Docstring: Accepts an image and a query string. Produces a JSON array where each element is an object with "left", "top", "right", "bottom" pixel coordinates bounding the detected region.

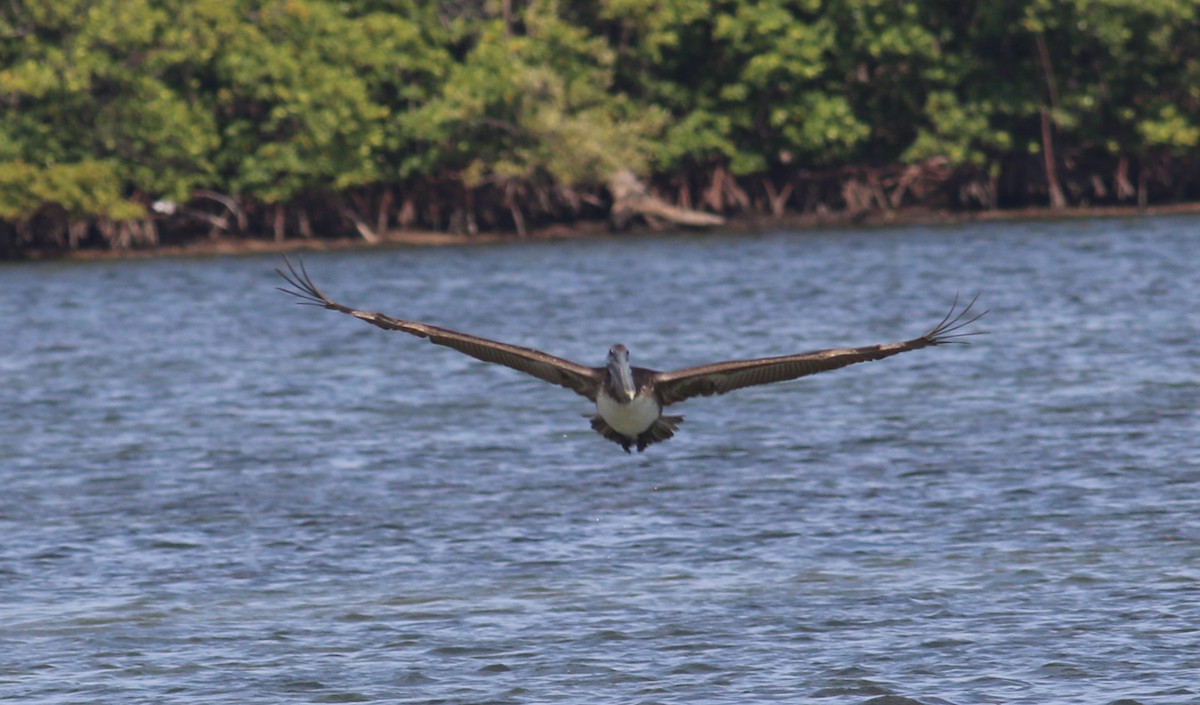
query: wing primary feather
[{"left": 650, "top": 294, "right": 987, "bottom": 406}]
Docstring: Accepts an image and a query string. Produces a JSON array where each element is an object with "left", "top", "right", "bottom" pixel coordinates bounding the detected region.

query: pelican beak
[{"left": 607, "top": 345, "right": 637, "bottom": 402}]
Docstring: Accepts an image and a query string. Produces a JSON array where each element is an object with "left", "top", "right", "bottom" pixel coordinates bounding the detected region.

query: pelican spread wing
[
  {"left": 276, "top": 256, "right": 604, "bottom": 400},
  {"left": 651, "top": 295, "right": 985, "bottom": 406}
]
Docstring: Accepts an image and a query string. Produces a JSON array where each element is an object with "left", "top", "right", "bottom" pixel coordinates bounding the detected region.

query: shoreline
[{"left": 15, "top": 201, "right": 1200, "bottom": 262}]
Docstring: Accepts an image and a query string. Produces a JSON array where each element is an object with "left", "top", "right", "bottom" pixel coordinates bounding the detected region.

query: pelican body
[
  {"left": 277, "top": 257, "right": 985, "bottom": 453},
  {"left": 592, "top": 344, "right": 683, "bottom": 452}
]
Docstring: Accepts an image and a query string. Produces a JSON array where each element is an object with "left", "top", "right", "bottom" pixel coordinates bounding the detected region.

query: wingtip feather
[
  {"left": 925, "top": 292, "right": 989, "bottom": 345},
  {"left": 275, "top": 254, "right": 334, "bottom": 308}
]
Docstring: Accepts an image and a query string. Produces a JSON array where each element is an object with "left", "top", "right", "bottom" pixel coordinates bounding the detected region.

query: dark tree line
[{"left": 2, "top": 0, "right": 1198, "bottom": 255}]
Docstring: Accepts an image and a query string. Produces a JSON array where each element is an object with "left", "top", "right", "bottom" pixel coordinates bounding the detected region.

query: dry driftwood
[{"left": 608, "top": 169, "right": 725, "bottom": 230}]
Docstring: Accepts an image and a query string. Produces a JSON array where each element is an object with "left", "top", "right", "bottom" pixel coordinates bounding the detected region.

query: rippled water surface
[{"left": 3, "top": 216, "right": 1199, "bottom": 704}]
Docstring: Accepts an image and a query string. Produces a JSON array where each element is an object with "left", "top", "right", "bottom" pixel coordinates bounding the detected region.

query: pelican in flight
[{"left": 277, "top": 257, "right": 985, "bottom": 452}]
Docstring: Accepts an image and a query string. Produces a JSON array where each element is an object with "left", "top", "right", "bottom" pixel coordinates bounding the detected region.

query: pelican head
[{"left": 606, "top": 344, "right": 637, "bottom": 403}]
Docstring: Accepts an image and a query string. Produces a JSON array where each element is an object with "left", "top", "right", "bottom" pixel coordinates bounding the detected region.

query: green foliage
[
  {"left": 1138, "top": 104, "right": 1200, "bottom": 150},
  {"left": 903, "top": 92, "right": 1011, "bottom": 167},
  {"left": 597, "top": 0, "right": 869, "bottom": 173},
  {"left": 1010, "top": 0, "right": 1200, "bottom": 158},
  {"left": 2, "top": 0, "right": 1199, "bottom": 247},
  {"left": 212, "top": 0, "right": 395, "bottom": 201},
  {"left": 400, "top": 2, "right": 665, "bottom": 187},
  {"left": 0, "top": 0, "right": 221, "bottom": 204},
  {"left": 0, "top": 161, "right": 143, "bottom": 221}
]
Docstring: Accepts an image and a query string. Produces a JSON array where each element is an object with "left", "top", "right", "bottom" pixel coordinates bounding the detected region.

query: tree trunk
[
  {"left": 397, "top": 195, "right": 417, "bottom": 228},
  {"left": 298, "top": 207, "right": 313, "bottom": 239},
  {"left": 1115, "top": 156, "right": 1135, "bottom": 201},
  {"left": 504, "top": 181, "right": 527, "bottom": 238},
  {"left": 1034, "top": 32, "right": 1067, "bottom": 210},
  {"left": 1039, "top": 108, "right": 1067, "bottom": 209},
  {"left": 763, "top": 178, "right": 793, "bottom": 218},
  {"left": 376, "top": 187, "right": 393, "bottom": 235},
  {"left": 340, "top": 205, "right": 380, "bottom": 243}
]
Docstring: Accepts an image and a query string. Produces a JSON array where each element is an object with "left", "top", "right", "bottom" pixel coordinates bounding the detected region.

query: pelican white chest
[{"left": 595, "top": 391, "right": 661, "bottom": 436}]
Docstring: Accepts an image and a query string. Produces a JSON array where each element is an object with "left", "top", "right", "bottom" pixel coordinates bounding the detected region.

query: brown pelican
[{"left": 277, "top": 257, "right": 985, "bottom": 453}]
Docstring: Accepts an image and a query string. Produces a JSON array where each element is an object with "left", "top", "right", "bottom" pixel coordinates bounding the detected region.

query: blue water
[{"left": 2, "top": 215, "right": 1198, "bottom": 704}]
